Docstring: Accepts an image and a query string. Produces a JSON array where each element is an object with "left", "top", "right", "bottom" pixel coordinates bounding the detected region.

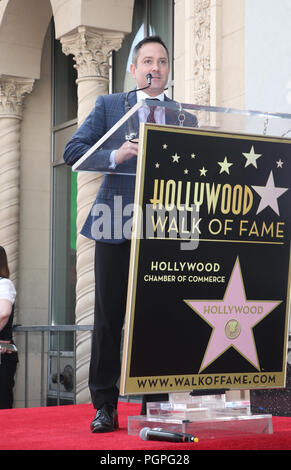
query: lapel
[
  {"left": 164, "top": 96, "right": 198, "bottom": 128},
  {"left": 127, "top": 91, "right": 140, "bottom": 136},
  {"left": 164, "top": 96, "right": 180, "bottom": 126},
  {"left": 124, "top": 92, "right": 189, "bottom": 132}
]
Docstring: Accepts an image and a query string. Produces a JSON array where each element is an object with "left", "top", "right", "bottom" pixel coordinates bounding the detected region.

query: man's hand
[{"left": 115, "top": 140, "right": 139, "bottom": 165}]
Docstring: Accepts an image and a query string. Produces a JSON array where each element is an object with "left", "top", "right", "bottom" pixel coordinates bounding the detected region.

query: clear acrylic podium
[
  {"left": 128, "top": 393, "right": 273, "bottom": 440},
  {"left": 72, "top": 99, "right": 291, "bottom": 439},
  {"left": 72, "top": 99, "right": 291, "bottom": 175}
]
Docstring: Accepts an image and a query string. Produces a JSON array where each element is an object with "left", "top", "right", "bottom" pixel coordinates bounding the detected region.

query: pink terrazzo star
[{"left": 184, "top": 258, "right": 281, "bottom": 372}]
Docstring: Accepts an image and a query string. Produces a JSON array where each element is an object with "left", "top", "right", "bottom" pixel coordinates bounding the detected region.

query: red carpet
[{"left": 0, "top": 402, "right": 290, "bottom": 451}]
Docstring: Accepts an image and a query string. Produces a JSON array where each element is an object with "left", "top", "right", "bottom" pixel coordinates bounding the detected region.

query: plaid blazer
[{"left": 64, "top": 92, "right": 197, "bottom": 243}]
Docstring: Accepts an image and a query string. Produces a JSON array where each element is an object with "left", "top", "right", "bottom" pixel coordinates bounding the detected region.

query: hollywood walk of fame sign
[{"left": 120, "top": 123, "right": 291, "bottom": 395}]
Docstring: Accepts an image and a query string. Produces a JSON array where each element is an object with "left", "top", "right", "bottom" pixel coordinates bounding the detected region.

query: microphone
[
  {"left": 139, "top": 427, "right": 198, "bottom": 443},
  {"left": 146, "top": 73, "right": 152, "bottom": 85},
  {"left": 125, "top": 73, "right": 152, "bottom": 114},
  {"left": 124, "top": 74, "right": 152, "bottom": 140}
]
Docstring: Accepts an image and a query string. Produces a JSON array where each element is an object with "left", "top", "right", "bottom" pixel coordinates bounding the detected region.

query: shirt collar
[{"left": 136, "top": 90, "right": 165, "bottom": 102}]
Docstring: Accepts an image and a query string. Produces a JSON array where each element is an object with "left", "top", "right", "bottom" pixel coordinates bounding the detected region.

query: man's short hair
[{"left": 132, "top": 36, "right": 169, "bottom": 66}]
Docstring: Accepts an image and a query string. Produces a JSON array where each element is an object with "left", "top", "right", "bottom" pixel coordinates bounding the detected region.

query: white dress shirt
[
  {"left": 109, "top": 91, "right": 165, "bottom": 168},
  {"left": 136, "top": 90, "right": 165, "bottom": 124}
]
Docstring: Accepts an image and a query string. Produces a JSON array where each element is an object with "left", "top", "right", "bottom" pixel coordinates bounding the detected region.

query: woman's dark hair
[
  {"left": 132, "top": 35, "right": 169, "bottom": 66},
  {"left": 0, "top": 246, "right": 10, "bottom": 278}
]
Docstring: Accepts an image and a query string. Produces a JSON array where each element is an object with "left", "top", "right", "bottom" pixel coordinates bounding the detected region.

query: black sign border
[{"left": 120, "top": 123, "right": 291, "bottom": 395}]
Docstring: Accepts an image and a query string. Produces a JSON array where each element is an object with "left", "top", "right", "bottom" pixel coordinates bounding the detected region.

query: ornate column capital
[
  {"left": 0, "top": 75, "right": 35, "bottom": 118},
  {"left": 60, "top": 26, "right": 124, "bottom": 81}
]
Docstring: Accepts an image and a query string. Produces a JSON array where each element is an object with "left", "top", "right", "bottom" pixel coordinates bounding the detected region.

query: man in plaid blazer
[{"left": 64, "top": 35, "right": 197, "bottom": 433}]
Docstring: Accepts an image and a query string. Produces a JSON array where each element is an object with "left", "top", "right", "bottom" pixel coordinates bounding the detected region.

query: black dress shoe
[{"left": 90, "top": 404, "right": 119, "bottom": 433}]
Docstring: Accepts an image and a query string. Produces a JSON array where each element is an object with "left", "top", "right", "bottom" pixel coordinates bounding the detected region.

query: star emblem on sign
[
  {"left": 218, "top": 156, "right": 233, "bottom": 174},
  {"left": 252, "top": 170, "right": 289, "bottom": 215},
  {"left": 242, "top": 145, "right": 262, "bottom": 168},
  {"left": 184, "top": 258, "right": 281, "bottom": 372},
  {"left": 199, "top": 167, "right": 207, "bottom": 176},
  {"left": 171, "top": 153, "right": 180, "bottom": 163}
]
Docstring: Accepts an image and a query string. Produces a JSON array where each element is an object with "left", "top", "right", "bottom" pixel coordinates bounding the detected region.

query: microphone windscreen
[{"left": 139, "top": 427, "right": 151, "bottom": 440}]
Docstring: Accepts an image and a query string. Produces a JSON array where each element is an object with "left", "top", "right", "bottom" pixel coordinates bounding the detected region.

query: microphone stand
[{"left": 125, "top": 73, "right": 152, "bottom": 141}]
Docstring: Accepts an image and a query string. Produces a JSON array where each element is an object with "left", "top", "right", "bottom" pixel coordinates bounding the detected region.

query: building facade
[{"left": 0, "top": 0, "right": 290, "bottom": 407}]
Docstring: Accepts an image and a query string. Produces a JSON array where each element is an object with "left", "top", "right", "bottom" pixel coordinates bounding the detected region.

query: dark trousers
[
  {"left": 0, "top": 358, "right": 17, "bottom": 409},
  {"left": 89, "top": 241, "right": 130, "bottom": 409},
  {"left": 89, "top": 240, "right": 168, "bottom": 410}
]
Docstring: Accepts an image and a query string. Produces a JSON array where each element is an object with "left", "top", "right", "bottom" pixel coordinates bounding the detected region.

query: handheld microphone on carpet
[
  {"left": 139, "top": 427, "right": 198, "bottom": 443},
  {"left": 125, "top": 73, "right": 152, "bottom": 141}
]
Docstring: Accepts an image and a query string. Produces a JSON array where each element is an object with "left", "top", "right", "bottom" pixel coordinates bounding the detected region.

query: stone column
[
  {"left": 0, "top": 76, "right": 34, "bottom": 297},
  {"left": 174, "top": 0, "right": 221, "bottom": 123},
  {"left": 61, "top": 27, "right": 123, "bottom": 404}
]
